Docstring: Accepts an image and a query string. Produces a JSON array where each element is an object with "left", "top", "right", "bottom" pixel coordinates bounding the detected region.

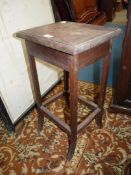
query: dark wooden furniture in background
[
  {"left": 16, "top": 22, "right": 120, "bottom": 160},
  {"left": 98, "top": 0, "right": 116, "bottom": 21},
  {"left": 110, "top": 1, "right": 131, "bottom": 115},
  {"left": 51, "top": 0, "right": 106, "bottom": 25}
]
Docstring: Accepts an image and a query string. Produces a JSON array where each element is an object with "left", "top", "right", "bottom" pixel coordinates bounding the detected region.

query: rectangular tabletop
[{"left": 16, "top": 22, "right": 121, "bottom": 55}]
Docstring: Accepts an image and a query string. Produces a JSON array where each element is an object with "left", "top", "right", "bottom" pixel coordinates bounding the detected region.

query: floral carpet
[{"left": 0, "top": 81, "right": 130, "bottom": 175}]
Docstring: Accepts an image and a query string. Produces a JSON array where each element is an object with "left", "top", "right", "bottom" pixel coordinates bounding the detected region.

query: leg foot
[
  {"left": 95, "top": 113, "right": 103, "bottom": 128},
  {"left": 37, "top": 109, "right": 44, "bottom": 133},
  {"left": 67, "top": 66, "right": 78, "bottom": 160},
  {"left": 67, "top": 137, "right": 77, "bottom": 160}
]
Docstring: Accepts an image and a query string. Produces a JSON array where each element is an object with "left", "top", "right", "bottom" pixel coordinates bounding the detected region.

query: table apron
[
  {"left": 25, "top": 41, "right": 111, "bottom": 72},
  {"left": 26, "top": 41, "right": 74, "bottom": 71},
  {"left": 78, "top": 41, "right": 111, "bottom": 69}
]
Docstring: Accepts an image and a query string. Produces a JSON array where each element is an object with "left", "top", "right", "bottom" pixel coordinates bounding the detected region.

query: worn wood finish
[
  {"left": 64, "top": 71, "right": 70, "bottom": 106},
  {"left": 67, "top": 57, "right": 78, "bottom": 160},
  {"left": 26, "top": 41, "right": 72, "bottom": 71},
  {"left": 17, "top": 22, "right": 120, "bottom": 160},
  {"left": 16, "top": 22, "right": 120, "bottom": 55},
  {"left": 64, "top": 71, "right": 69, "bottom": 93},
  {"left": 78, "top": 41, "right": 110, "bottom": 69},
  {"left": 96, "top": 51, "right": 111, "bottom": 127},
  {"left": 77, "top": 108, "right": 101, "bottom": 133},
  {"left": 25, "top": 44, "right": 44, "bottom": 132},
  {"left": 40, "top": 105, "right": 71, "bottom": 135},
  {"left": 43, "top": 92, "right": 63, "bottom": 106},
  {"left": 78, "top": 96, "right": 98, "bottom": 110}
]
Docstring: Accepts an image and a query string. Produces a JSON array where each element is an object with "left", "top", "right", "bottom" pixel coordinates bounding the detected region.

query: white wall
[{"left": 0, "top": 0, "right": 61, "bottom": 123}]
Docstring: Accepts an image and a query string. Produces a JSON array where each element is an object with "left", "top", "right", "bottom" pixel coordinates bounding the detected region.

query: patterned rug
[{"left": 0, "top": 81, "right": 130, "bottom": 175}]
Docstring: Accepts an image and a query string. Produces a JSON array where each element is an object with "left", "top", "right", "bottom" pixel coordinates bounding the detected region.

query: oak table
[{"left": 16, "top": 22, "right": 120, "bottom": 160}]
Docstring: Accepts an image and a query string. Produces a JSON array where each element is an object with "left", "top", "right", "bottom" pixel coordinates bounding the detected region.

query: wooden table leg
[
  {"left": 27, "top": 54, "right": 44, "bottom": 132},
  {"left": 64, "top": 70, "right": 69, "bottom": 93},
  {"left": 64, "top": 70, "right": 69, "bottom": 103},
  {"left": 96, "top": 52, "right": 111, "bottom": 128},
  {"left": 67, "top": 68, "right": 78, "bottom": 160},
  {"left": 64, "top": 70, "right": 70, "bottom": 123}
]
